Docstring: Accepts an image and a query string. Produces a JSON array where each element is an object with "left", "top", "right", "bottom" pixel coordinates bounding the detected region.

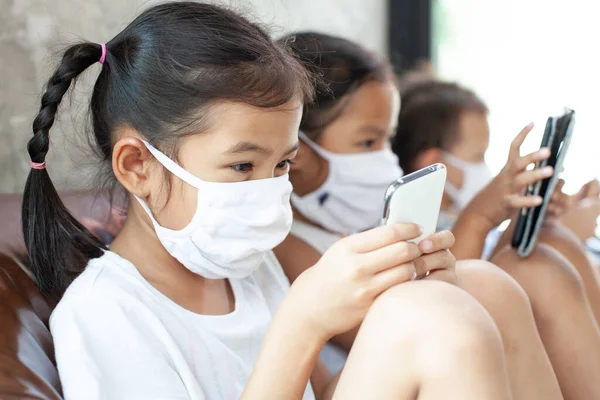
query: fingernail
[
  {"left": 543, "top": 166, "right": 554, "bottom": 175},
  {"left": 534, "top": 196, "right": 543, "bottom": 204},
  {"left": 421, "top": 240, "right": 432, "bottom": 251},
  {"left": 540, "top": 147, "right": 550, "bottom": 156},
  {"left": 527, "top": 122, "right": 534, "bottom": 128},
  {"left": 416, "top": 225, "right": 424, "bottom": 234}
]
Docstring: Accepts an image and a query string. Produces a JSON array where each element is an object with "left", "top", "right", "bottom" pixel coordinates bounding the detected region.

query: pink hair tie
[
  {"left": 99, "top": 43, "right": 107, "bottom": 64},
  {"left": 30, "top": 160, "right": 46, "bottom": 170}
]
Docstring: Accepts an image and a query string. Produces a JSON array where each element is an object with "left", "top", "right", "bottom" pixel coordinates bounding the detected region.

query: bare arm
[
  {"left": 247, "top": 225, "right": 456, "bottom": 399},
  {"left": 274, "top": 236, "right": 360, "bottom": 352},
  {"left": 242, "top": 298, "right": 327, "bottom": 399},
  {"left": 451, "top": 123, "right": 554, "bottom": 260},
  {"left": 492, "top": 215, "right": 517, "bottom": 257},
  {"left": 449, "top": 206, "right": 495, "bottom": 260},
  {"left": 274, "top": 232, "right": 457, "bottom": 350},
  {"left": 243, "top": 237, "right": 341, "bottom": 399}
]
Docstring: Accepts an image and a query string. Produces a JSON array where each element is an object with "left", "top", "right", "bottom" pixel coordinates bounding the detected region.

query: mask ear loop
[
  {"left": 440, "top": 152, "right": 464, "bottom": 205},
  {"left": 443, "top": 180, "right": 462, "bottom": 202},
  {"left": 298, "top": 131, "right": 333, "bottom": 159},
  {"left": 134, "top": 141, "right": 204, "bottom": 229},
  {"left": 442, "top": 151, "right": 470, "bottom": 169},
  {"left": 140, "top": 140, "right": 202, "bottom": 189},
  {"left": 133, "top": 195, "right": 164, "bottom": 229}
]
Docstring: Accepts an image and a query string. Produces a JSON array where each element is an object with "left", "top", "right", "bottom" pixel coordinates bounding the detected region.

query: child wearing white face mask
[
  {"left": 291, "top": 131, "right": 403, "bottom": 235},
  {"left": 442, "top": 152, "right": 493, "bottom": 214},
  {"left": 393, "top": 78, "right": 600, "bottom": 399},
  {"left": 276, "top": 32, "right": 567, "bottom": 399},
  {"left": 20, "top": 4, "right": 522, "bottom": 400}
]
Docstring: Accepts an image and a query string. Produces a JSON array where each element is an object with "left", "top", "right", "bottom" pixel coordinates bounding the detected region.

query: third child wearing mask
[
  {"left": 393, "top": 79, "right": 600, "bottom": 399},
  {"left": 277, "top": 32, "right": 563, "bottom": 399}
]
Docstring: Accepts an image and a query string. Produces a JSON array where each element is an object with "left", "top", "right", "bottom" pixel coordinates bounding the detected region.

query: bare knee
[
  {"left": 539, "top": 220, "right": 584, "bottom": 250},
  {"left": 492, "top": 244, "right": 587, "bottom": 323},
  {"left": 360, "top": 281, "right": 505, "bottom": 373},
  {"left": 493, "top": 244, "right": 584, "bottom": 294},
  {"left": 539, "top": 221, "right": 591, "bottom": 262},
  {"left": 456, "top": 259, "right": 533, "bottom": 320}
]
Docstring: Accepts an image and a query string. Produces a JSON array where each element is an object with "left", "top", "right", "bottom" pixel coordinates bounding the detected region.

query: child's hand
[
  {"left": 574, "top": 179, "right": 600, "bottom": 203},
  {"left": 287, "top": 223, "right": 425, "bottom": 341},
  {"left": 418, "top": 230, "right": 457, "bottom": 285},
  {"left": 559, "top": 179, "right": 600, "bottom": 241},
  {"left": 465, "top": 123, "right": 553, "bottom": 228},
  {"left": 547, "top": 180, "right": 571, "bottom": 219}
]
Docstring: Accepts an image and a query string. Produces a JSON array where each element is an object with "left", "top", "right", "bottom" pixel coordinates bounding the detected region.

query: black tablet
[{"left": 511, "top": 108, "right": 575, "bottom": 257}]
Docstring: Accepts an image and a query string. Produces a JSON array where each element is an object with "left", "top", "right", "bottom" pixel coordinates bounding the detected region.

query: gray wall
[{"left": 0, "top": 0, "right": 388, "bottom": 193}]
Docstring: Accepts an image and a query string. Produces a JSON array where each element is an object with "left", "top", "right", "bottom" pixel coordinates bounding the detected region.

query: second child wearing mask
[
  {"left": 393, "top": 79, "right": 600, "bottom": 399},
  {"left": 21, "top": 3, "right": 518, "bottom": 399},
  {"left": 277, "top": 32, "right": 562, "bottom": 399}
]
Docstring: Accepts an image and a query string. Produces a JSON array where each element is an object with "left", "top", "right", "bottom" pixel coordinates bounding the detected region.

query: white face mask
[
  {"left": 443, "top": 152, "right": 492, "bottom": 212},
  {"left": 291, "top": 131, "right": 403, "bottom": 235},
  {"left": 135, "top": 140, "right": 293, "bottom": 279}
]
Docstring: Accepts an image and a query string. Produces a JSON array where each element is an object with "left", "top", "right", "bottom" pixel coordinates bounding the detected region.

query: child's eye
[
  {"left": 358, "top": 139, "right": 376, "bottom": 148},
  {"left": 276, "top": 159, "right": 295, "bottom": 170},
  {"left": 231, "top": 163, "right": 253, "bottom": 173}
]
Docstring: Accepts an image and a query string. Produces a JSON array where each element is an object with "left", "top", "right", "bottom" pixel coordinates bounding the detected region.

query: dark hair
[
  {"left": 392, "top": 79, "right": 488, "bottom": 173},
  {"left": 22, "top": 1, "right": 313, "bottom": 301},
  {"left": 281, "top": 32, "right": 393, "bottom": 140}
]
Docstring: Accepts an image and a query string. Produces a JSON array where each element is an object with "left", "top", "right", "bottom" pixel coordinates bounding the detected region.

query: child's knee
[
  {"left": 361, "top": 280, "right": 504, "bottom": 363},
  {"left": 456, "top": 259, "right": 532, "bottom": 318},
  {"left": 493, "top": 244, "right": 586, "bottom": 307}
]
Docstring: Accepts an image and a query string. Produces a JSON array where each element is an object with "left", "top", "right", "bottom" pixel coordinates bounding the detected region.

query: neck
[
  {"left": 110, "top": 208, "right": 192, "bottom": 283},
  {"left": 110, "top": 201, "right": 234, "bottom": 315}
]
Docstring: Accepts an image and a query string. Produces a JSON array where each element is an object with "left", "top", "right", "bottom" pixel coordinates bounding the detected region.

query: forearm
[
  {"left": 451, "top": 208, "right": 495, "bottom": 260},
  {"left": 492, "top": 215, "right": 517, "bottom": 258},
  {"left": 242, "top": 299, "right": 326, "bottom": 400}
]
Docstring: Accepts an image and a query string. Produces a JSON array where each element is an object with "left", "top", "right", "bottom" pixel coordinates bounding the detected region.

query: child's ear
[
  {"left": 414, "top": 148, "right": 443, "bottom": 171},
  {"left": 112, "top": 133, "right": 155, "bottom": 198}
]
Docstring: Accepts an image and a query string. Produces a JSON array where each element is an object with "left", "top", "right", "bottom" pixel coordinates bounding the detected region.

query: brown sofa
[{"left": 0, "top": 192, "right": 118, "bottom": 399}]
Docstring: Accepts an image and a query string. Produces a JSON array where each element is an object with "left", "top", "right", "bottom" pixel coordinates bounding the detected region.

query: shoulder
[
  {"left": 273, "top": 234, "right": 321, "bottom": 283},
  {"left": 51, "top": 251, "right": 156, "bottom": 334},
  {"left": 51, "top": 253, "right": 193, "bottom": 399}
]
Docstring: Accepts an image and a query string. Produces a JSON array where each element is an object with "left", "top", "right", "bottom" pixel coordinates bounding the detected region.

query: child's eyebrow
[
  {"left": 359, "top": 125, "right": 388, "bottom": 137},
  {"left": 282, "top": 142, "right": 299, "bottom": 156},
  {"left": 225, "top": 141, "right": 272, "bottom": 155},
  {"left": 225, "top": 141, "right": 299, "bottom": 157}
]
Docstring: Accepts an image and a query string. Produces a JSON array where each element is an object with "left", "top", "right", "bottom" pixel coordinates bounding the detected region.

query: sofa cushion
[{"left": 0, "top": 252, "right": 61, "bottom": 399}]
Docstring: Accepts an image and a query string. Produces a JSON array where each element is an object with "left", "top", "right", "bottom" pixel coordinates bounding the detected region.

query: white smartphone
[{"left": 380, "top": 164, "right": 447, "bottom": 244}]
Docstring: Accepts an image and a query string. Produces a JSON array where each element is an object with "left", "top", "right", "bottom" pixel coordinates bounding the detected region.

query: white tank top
[
  {"left": 51, "top": 250, "right": 315, "bottom": 400},
  {"left": 289, "top": 220, "right": 348, "bottom": 375}
]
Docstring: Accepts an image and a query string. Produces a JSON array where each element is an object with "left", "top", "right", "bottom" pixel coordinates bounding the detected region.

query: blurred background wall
[
  {"left": 432, "top": 0, "right": 600, "bottom": 193},
  {"left": 2, "top": 0, "right": 598, "bottom": 195},
  {"left": 0, "top": 0, "right": 388, "bottom": 193}
]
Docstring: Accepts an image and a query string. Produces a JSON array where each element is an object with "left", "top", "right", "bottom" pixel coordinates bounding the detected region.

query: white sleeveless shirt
[{"left": 51, "top": 250, "right": 315, "bottom": 400}]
